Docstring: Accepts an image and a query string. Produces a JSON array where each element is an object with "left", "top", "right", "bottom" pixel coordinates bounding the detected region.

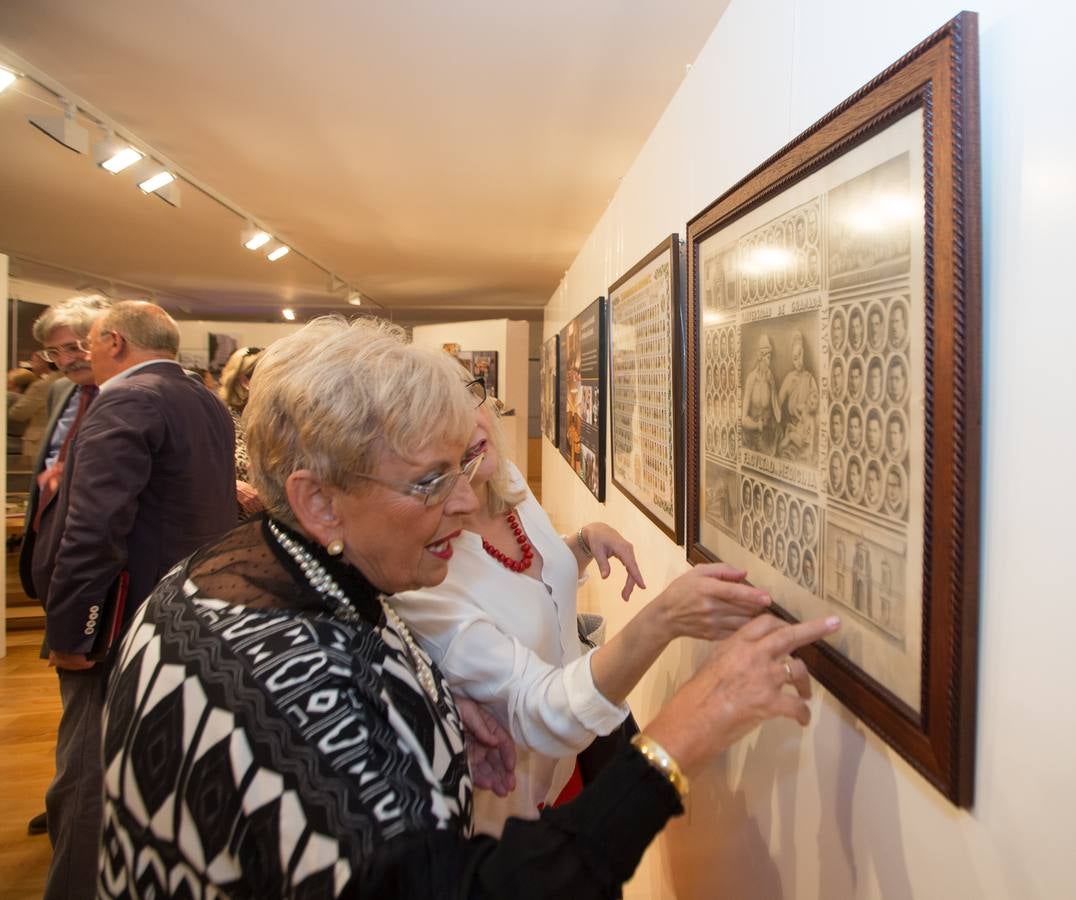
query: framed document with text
[
  {"left": 608, "top": 235, "right": 684, "bottom": 542},
  {"left": 686, "top": 13, "right": 981, "bottom": 805}
]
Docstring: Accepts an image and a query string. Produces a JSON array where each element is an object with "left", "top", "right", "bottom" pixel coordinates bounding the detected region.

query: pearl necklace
[
  {"left": 268, "top": 519, "right": 439, "bottom": 703},
  {"left": 377, "top": 598, "right": 440, "bottom": 703}
]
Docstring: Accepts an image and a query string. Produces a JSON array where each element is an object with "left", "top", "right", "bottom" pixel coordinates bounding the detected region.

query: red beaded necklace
[{"left": 482, "top": 509, "right": 534, "bottom": 573}]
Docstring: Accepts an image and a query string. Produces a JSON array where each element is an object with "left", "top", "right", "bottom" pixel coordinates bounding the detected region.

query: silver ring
[{"left": 783, "top": 659, "right": 794, "bottom": 683}]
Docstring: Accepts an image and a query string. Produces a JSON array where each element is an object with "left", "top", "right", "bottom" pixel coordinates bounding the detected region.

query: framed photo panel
[
  {"left": 540, "top": 334, "right": 559, "bottom": 447},
  {"left": 608, "top": 235, "right": 684, "bottom": 542},
  {"left": 453, "top": 350, "right": 499, "bottom": 398},
  {"left": 685, "top": 13, "right": 981, "bottom": 805},
  {"left": 558, "top": 297, "right": 607, "bottom": 501}
]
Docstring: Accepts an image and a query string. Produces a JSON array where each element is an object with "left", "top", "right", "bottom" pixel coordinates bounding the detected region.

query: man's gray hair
[
  {"left": 99, "top": 301, "right": 180, "bottom": 356},
  {"left": 32, "top": 294, "right": 112, "bottom": 343}
]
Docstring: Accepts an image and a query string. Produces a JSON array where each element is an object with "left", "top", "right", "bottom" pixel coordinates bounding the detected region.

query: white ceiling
[{"left": 0, "top": 0, "right": 729, "bottom": 323}]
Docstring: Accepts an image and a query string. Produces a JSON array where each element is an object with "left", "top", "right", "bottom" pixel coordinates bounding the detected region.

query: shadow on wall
[
  {"left": 642, "top": 639, "right": 928, "bottom": 899},
  {"left": 812, "top": 699, "right": 913, "bottom": 900},
  {"left": 650, "top": 638, "right": 790, "bottom": 899}
]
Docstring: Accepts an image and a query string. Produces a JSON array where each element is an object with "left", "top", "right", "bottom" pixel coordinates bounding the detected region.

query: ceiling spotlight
[
  {"left": 130, "top": 161, "right": 181, "bottom": 207},
  {"left": 282, "top": 308, "right": 296, "bottom": 321},
  {"left": 94, "top": 134, "right": 143, "bottom": 173},
  {"left": 266, "top": 245, "right": 290, "bottom": 262},
  {"left": 138, "top": 170, "right": 174, "bottom": 193},
  {"left": 28, "top": 101, "right": 89, "bottom": 154},
  {"left": 347, "top": 292, "right": 363, "bottom": 306},
  {"left": 242, "top": 226, "right": 271, "bottom": 251},
  {"left": 0, "top": 66, "right": 17, "bottom": 93}
]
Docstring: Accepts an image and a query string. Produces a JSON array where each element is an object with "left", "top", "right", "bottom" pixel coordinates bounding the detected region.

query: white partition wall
[
  {"left": 412, "top": 319, "right": 531, "bottom": 481},
  {"left": 542, "top": 1, "right": 1076, "bottom": 898},
  {"left": 175, "top": 320, "right": 304, "bottom": 366}
]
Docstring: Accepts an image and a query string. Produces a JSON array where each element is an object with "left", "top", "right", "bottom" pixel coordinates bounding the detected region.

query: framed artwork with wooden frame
[
  {"left": 685, "top": 12, "right": 981, "bottom": 805},
  {"left": 558, "top": 297, "right": 607, "bottom": 501},
  {"left": 608, "top": 234, "right": 685, "bottom": 542}
]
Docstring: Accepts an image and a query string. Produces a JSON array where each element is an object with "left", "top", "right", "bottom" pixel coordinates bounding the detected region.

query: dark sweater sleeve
[{"left": 356, "top": 744, "right": 683, "bottom": 899}]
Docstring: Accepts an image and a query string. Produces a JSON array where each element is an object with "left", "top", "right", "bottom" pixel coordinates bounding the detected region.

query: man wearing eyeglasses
[
  {"left": 39, "top": 300, "right": 236, "bottom": 900},
  {"left": 20, "top": 296, "right": 111, "bottom": 598},
  {"left": 17, "top": 295, "right": 111, "bottom": 843}
]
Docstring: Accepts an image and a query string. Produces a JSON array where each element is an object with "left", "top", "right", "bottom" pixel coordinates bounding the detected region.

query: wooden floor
[{"left": 0, "top": 629, "right": 59, "bottom": 900}]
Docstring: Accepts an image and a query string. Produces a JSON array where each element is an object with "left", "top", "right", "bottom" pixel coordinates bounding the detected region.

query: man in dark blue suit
[{"left": 41, "top": 300, "right": 236, "bottom": 900}]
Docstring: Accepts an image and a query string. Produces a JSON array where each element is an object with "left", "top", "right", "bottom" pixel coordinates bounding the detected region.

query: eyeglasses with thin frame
[
  {"left": 464, "top": 377, "right": 486, "bottom": 408},
  {"left": 40, "top": 340, "right": 90, "bottom": 363},
  {"left": 352, "top": 451, "right": 486, "bottom": 506}
]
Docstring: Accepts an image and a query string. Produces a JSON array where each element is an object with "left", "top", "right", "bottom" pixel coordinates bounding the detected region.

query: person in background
[
  {"left": 98, "top": 316, "right": 840, "bottom": 898},
  {"left": 42, "top": 301, "right": 236, "bottom": 900},
  {"left": 9, "top": 351, "right": 60, "bottom": 464},
  {"left": 393, "top": 387, "right": 774, "bottom": 837},
  {"left": 218, "top": 345, "right": 264, "bottom": 517},
  {"left": 8, "top": 366, "right": 39, "bottom": 461}
]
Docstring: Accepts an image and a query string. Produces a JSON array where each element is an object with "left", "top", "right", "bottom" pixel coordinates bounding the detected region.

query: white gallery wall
[
  {"left": 541, "top": 1, "right": 1076, "bottom": 897},
  {"left": 174, "top": 320, "right": 302, "bottom": 366}
]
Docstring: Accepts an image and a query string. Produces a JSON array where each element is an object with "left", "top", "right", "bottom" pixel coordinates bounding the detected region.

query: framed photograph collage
[
  {"left": 539, "top": 12, "right": 979, "bottom": 806},
  {"left": 557, "top": 297, "right": 606, "bottom": 500},
  {"left": 540, "top": 335, "right": 559, "bottom": 448},
  {"left": 449, "top": 349, "right": 499, "bottom": 397}
]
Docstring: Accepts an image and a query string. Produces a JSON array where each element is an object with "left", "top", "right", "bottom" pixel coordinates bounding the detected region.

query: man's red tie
[{"left": 33, "top": 386, "right": 98, "bottom": 531}]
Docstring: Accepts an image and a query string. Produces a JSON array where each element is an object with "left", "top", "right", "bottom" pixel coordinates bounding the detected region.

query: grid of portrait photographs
[
  {"left": 691, "top": 110, "right": 926, "bottom": 715},
  {"left": 608, "top": 236, "right": 683, "bottom": 541},
  {"left": 540, "top": 335, "right": 559, "bottom": 448},
  {"left": 703, "top": 324, "right": 739, "bottom": 464},
  {"left": 558, "top": 298, "right": 606, "bottom": 500}
]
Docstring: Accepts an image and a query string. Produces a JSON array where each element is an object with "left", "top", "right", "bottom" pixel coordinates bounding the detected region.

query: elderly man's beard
[{"left": 62, "top": 360, "right": 91, "bottom": 377}]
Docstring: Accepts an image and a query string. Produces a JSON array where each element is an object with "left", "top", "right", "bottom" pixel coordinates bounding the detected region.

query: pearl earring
[{"left": 326, "top": 539, "right": 344, "bottom": 556}]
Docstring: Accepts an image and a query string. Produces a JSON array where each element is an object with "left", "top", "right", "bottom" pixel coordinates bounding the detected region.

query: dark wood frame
[
  {"left": 607, "top": 235, "right": 685, "bottom": 542},
  {"left": 540, "top": 334, "right": 559, "bottom": 448},
  {"left": 558, "top": 297, "right": 608, "bottom": 501},
  {"left": 684, "top": 12, "right": 980, "bottom": 806}
]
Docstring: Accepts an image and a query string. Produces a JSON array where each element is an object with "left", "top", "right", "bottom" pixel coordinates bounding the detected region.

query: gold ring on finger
[{"left": 783, "top": 659, "right": 794, "bottom": 683}]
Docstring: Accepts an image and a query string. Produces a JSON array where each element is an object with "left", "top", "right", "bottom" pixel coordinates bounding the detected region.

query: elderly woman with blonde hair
[
  {"left": 218, "top": 345, "right": 264, "bottom": 516},
  {"left": 100, "top": 316, "right": 838, "bottom": 898}
]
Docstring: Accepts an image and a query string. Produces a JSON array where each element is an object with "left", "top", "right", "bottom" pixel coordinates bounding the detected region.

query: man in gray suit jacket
[
  {"left": 19, "top": 296, "right": 112, "bottom": 602},
  {"left": 41, "top": 301, "right": 236, "bottom": 900}
]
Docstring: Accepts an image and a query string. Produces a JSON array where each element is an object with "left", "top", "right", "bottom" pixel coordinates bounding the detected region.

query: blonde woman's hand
[
  {"left": 579, "top": 523, "right": 646, "bottom": 601},
  {"left": 652, "top": 563, "right": 771, "bottom": 643}
]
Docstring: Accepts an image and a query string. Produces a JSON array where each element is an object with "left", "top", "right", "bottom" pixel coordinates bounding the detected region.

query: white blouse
[{"left": 392, "top": 462, "right": 628, "bottom": 836}]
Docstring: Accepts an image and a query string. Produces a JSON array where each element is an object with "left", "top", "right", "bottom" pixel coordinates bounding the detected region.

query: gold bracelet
[
  {"left": 630, "top": 733, "right": 689, "bottom": 800},
  {"left": 576, "top": 526, "right": 593, "bottom": 558}
]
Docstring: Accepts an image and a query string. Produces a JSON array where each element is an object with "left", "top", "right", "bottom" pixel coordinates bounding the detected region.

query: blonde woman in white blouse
[{"left": 392, "top": 395, "right": 772, "bottom": 837}]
